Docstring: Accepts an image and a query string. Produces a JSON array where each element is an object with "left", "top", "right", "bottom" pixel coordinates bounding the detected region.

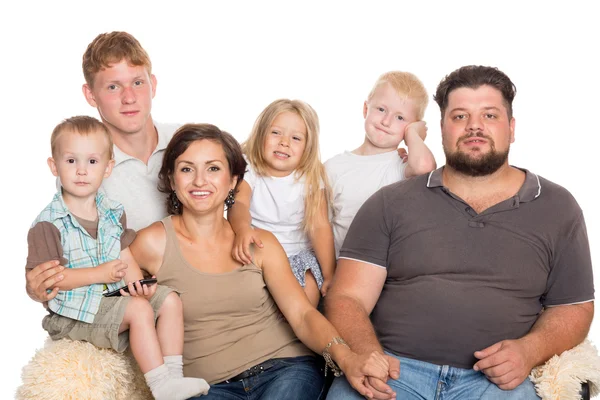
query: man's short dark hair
[{"left": 434, "top": 65, "right": 517, "bottom": 119}]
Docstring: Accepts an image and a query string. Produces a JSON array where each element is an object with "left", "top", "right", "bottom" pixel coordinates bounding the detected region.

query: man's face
[
  {"left": 441, "top": 85, "right": 515, "bottom": 176},
  {"left": 83, "top": 60, "right": 156, "bottom": 137}
]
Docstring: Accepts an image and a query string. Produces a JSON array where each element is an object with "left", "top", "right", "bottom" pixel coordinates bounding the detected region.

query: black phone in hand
[{"left": 102, "top": 278, "right": 158, "bottom": 297}]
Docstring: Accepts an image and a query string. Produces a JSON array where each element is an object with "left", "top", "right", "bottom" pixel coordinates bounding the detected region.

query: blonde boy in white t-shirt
[{"left": 325, "top": 71, "right": 437, "bottom": 257}]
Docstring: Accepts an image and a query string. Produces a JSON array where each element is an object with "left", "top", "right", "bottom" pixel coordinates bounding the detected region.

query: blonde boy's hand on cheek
[{"left": 405, "top": 121, "right": 428, "bottom": 141}]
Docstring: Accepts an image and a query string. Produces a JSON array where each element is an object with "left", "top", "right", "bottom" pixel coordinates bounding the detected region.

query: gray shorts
[
  {"left": 288, "top": 249, "right": 324, "bottom": 289},
  {"left": 42, "top": 285, "right": 174, "bottom": 353}
]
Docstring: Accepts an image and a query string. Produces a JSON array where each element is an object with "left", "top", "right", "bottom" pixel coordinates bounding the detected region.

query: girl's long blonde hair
[{"left": 243, "top": 99, "right": 331, "bottom": 233}]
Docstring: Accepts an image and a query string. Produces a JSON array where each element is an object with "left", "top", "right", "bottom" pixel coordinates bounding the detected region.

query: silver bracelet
[{"left": 322, "top": 336, "right": 349, "bottom": 377}]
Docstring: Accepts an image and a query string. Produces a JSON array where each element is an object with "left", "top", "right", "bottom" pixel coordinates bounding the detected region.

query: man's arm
[
  {"left": 402, "top": 121, "right": 436, "bottom": 178},
  {"left": 474, "top": 301, "right": 594, "bottom": 390},
  {"left": 325, "top": 258, "right": 400, "bottom": 399},
  {"left": 25, "top": 261, "right": 64, "bottom": 303},
  {"left": 325, "top": 258, "right": 386, "bottom": 353}
]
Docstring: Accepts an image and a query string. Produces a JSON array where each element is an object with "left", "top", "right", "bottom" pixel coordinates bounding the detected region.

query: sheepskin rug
[
  {"left": 530, "top": 339, "right": 600, "bottom": 400},
  {"left": 18, "top": 337, "right": 600, "bottom": 399},
  {"left": 17, "top": 337, "right": 152, "bottom": 400}
]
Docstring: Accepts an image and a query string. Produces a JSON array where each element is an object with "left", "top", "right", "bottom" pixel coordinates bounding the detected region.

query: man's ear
[
  {"left": 47, "top": 157, "right": 59, "bottom": 177},
  {"left": 82, "top": 84, "right": 97, "bottom": 108},
  {"left": 509, "top": 117, "right": 516, "bottom": 143},
  {"left": 151, "top": 74, "right": 157, "bottom": 99},
  {"left": 363, "top": 101, "right": 368, "bottom": 119}
]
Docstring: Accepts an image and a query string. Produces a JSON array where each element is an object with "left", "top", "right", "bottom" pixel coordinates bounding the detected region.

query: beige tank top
[{"left": 157, "top": 216, "right": 312, "bottom": 384}]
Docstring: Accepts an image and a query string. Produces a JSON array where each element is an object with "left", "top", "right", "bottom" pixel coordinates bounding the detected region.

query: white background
[{"left": 1, "top": 1, "right": 599, "bottom": 397}]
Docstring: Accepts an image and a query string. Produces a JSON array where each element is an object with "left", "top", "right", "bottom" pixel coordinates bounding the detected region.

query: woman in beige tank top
[{"left": 129, "top": 124, "right": 391, "bottom": 399}]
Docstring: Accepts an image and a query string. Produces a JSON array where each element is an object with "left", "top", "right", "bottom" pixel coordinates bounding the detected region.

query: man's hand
[
  {"left": 361, "top": 354, "right": 400, "bottom": 399},
  {"left": 473, "top": 339, "right": 534, "bottom": 390},
  {"left": 98, "top": 260, "right": 128, "bottom": 283},
  {"left": 25, "top": 260, "right": 64, "bottom": 303}
]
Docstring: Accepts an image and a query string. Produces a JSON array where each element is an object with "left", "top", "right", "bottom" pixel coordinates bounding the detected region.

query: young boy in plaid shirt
[{"left": 26, "top": 116, "right": 209, "bottom": 400}]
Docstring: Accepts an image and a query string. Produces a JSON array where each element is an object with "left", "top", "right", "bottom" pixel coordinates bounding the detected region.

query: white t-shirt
[
  {"left": 325, "top": 150, "right": 406, "bottom": 258},
  {"left": 100, "top": 122, "right": 180, "bottom": 231},
  {"left": 244, "top": 163, "right": 310, "bottom": 257}
]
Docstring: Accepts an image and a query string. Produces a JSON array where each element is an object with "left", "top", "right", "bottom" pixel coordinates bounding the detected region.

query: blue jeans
[
  {"left": 326, "top": 353, "right": 539, "bottom": 400},
  {"left": 190, "top": 356, "right": 325, "bottom": 400}
]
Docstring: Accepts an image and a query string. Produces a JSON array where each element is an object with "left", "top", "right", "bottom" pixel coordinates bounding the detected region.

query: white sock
[
  {"left": 164, "top": 355, "right": 184, "bottom": 378},
  {"left": 144, "top": 364, "right": 210, "bottom": 400}
]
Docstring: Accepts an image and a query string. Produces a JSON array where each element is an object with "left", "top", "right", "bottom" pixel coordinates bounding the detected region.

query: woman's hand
[
  {"left": 120, "top": 276, "right": 158, "bottom": 300},
  {"left": 338, "top": 350, "right": 396, "bottom": 399}
]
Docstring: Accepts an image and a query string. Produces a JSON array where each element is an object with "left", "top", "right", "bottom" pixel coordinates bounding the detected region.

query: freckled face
[
  {"left": 363, "top": 83, "right": 419, "bottom": 151},
  {"left": 83, "top": 60, "right": 156, "bottom": 137}
]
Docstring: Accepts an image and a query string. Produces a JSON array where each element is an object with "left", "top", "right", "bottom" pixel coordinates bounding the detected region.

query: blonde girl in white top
[{"left": 228, "top": 99, "right": 335, "bottom": 307}]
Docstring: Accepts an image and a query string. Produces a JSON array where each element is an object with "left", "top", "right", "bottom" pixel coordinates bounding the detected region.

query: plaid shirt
[{"left": 32, "top": 191, "right": 126, "bottom": 323}]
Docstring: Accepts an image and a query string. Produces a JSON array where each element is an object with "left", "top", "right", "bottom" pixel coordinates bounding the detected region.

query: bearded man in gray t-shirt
[{"left": 325, "top": 65, "right": 594, "bottom": 400}]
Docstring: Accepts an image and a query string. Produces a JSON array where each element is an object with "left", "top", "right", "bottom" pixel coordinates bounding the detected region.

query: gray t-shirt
[{"left": 340, "top": 167, "right": 594, "bottom": 369}]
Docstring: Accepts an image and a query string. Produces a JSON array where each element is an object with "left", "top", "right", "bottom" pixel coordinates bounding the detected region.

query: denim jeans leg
[
  {"left": 326, "top": 376, "right": 365, "bottom": 400},
  {"left": 478, "top": 377, "right": 540, "bottom": 400},
  {"left": 188, "top": 380, "right": 247, "bottom": 400},
  {"left": 327, "top": 353, "right": 440, "bottom": 400},
  {"left": 441, "top": 365, "right": 540, "bottom": 400},
  {"left": 255, "top": 356, "right": 325, "bottom": 400}
]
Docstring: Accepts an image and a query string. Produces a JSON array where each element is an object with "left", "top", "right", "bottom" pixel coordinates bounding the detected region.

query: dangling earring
[
  {"left": 224, "top": 189, "right": 235, "bottom": 210},
  {"left": 170, "top": 190, "right": 182, "bottom": 214}
]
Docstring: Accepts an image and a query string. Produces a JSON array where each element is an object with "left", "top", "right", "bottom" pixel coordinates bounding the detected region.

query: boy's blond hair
[
  {"left": 82, "top": 31, "right": 152, "bottom": 88},
  {"left": 243, "top": 99, "right": 331, "bottom": 233},
  {"left": 51, "top": 116, "right": 113, "bottom": 159},
  {"left": 368, "top": 71, "right": 429, "bottom": 120}
]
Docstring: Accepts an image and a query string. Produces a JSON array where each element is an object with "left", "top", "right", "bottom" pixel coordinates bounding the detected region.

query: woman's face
[{"left": 171, "top": 139, "right": 236, "bottom": 214}]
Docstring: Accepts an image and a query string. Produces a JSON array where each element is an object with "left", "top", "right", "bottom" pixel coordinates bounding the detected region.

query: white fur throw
[
  {"left": 530, "top": 339, "right": 600, "bottom": 400},
  {"left": 17, "top": 338, "right": 152, "bottom": 400},
  {"left": 17, "top": 337, "right": 600, "bottom": 399}
]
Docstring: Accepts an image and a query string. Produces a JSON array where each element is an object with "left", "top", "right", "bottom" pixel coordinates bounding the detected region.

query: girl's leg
[{"left": 304, "top": 271, "right": 321, "bottom": 308}]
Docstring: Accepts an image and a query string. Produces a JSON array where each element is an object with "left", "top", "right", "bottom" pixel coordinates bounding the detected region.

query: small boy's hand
[
  {"left": 232, "top": 227, "right": 264, "bottom": 265},
  {"left": 405, "top": 121, "right": 428, "bottom": 141},
  {"left": 99, "top": 260, "right": 128, "bottom": 283}
]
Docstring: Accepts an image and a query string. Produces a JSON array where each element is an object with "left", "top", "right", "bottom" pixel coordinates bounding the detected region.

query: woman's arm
[
  {"left": 308, "top": 190, "right": 336, "bottom": 296},
  {"left": 256, "top": 230, "right": 389, "bottom": 397},
  {"left": 129, "top": 221, "right": 167, "bottom": 277}
]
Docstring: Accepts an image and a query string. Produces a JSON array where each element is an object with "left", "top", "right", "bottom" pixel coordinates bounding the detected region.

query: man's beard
[{"left": 444, "top": 137, "right": 509, "bottom": 177}]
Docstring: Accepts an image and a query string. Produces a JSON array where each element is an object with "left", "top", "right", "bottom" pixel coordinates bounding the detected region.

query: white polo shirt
[{"left": 100, "top": 122, "right": 179, "bottom": 230}]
